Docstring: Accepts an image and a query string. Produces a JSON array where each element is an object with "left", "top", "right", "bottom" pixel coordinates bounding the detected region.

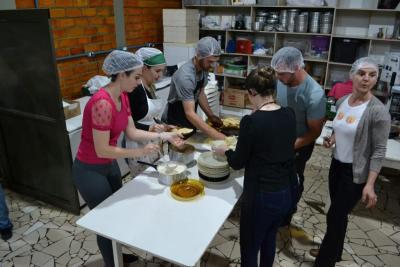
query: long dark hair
[{"left": 245, "top": 66, "right": 276, "bottom": 97}]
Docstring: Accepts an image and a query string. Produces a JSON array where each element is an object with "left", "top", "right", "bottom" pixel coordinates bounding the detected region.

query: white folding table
[{"left": 77, "top": 152, "right": 244, "bottom": 266}]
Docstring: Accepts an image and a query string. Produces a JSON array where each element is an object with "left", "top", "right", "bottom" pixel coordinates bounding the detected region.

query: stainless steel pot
[
  {"left": 137, "top": 161, "right": 187, "bottom": 185},
  {"left": 253, "top": 21, "right": 264, "bottom": 31},
  {"left": 168, "top": 144, "right": 195, "bottom": 165}
]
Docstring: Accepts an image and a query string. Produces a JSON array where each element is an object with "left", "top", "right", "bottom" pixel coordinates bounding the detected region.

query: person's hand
[
  {"left": 141, "top": 143, "right": 160, "bottom": 156},
  {"left": 213, "top": 144, "right": 228, "bottom": 156},
  {"left": 160, "top": 132, "right": 183, "bottom": 142},
  {"left": 362, "top": 184, "right": 378, "bottom": 209},
  {"left": 149, "top": 124, "right": 166, "bottom": 133},
  {"left": 208, "top": 115, "right": 223, "bottom": 128},
  {"left": 323, "top": 135, "right": 335, "bottom": 148}
]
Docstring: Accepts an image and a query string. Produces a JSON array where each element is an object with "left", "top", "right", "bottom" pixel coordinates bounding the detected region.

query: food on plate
[
  {"left": 170, "top": 143, "right": 195, "bottom": 154},
  {"left": 207, "top": 117, "right": 240, "bottom": 130},
  {"left": 208, "top": 136, "right": 238, "bottom": 150},
  {"left": 222, "top": 117, "right": 240, "bottom": 129},
  {"left": 224, "top": 136, "right": 237, "bottom": 149},
  {"left": 171, "top": 127, "right": 194, "bottom": 139}
]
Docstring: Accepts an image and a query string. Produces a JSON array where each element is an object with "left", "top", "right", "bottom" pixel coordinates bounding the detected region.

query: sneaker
[
  {"left": 122, "top": 254, "right": 138, "bottom": 263},
  {"left": 310, "top": 248, "right": 319, "bottom": 257},
  {"left": 0, "top": 227, "right": 13, "bottom": 241}
]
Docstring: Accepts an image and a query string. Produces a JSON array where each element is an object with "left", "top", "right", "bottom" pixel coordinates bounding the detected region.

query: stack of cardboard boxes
[{"left": 162, "top": 9, "right": 199, "bottom": 45}]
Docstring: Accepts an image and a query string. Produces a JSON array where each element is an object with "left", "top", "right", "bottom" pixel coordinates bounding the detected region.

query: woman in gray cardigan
[{"left": 312, "top": 57, "right": 391, "bottom": 267}]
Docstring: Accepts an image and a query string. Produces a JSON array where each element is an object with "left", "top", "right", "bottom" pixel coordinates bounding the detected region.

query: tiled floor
[{"left": 1, "top": 146, "right": 400, "bottom": 267}]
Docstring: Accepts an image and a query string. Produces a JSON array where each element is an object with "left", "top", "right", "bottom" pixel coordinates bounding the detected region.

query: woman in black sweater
[{"left": 214, "top": 67, "right": 297, "bottom": 267}]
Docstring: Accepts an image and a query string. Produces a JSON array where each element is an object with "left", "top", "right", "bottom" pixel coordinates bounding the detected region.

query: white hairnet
[
  {"left": 102, "top": 50, "right": 143, "bottom": 76},
  {"left": 271, "top": 47, "right": 305, "bottom": 73},
  {"left": 196, "top": 36, "right": 221, "bottom": 59},
  {"left": 350, "top": 57, "right": 379, "bottom": 76}
]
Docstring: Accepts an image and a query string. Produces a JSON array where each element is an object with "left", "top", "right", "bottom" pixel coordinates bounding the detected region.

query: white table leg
[{"left": 112, "top": 240, "right": 123, "bottom": 267}]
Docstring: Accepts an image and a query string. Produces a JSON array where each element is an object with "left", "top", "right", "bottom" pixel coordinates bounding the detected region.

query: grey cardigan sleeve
[{"left": 369, "top": 105, "right": 391, "bottom": 173}]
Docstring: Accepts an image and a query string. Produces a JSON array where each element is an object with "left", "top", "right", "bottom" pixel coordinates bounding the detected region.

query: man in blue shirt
[{"left": 272, "top": 47, "right": 326, "bottom": 224}]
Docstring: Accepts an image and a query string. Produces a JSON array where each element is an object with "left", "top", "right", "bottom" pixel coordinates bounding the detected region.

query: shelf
[
  {"left": 201, "top": 28, "right": 331, "bottom": 36},
  {"left": 185, "top": 5, "right": 252, "bottom": 8},
  {"left": 227, "top": 29, "right": 253, "bottom": 33},
  {"left": 222, "top": 52, "right": 251, "bottom": 57},
  {"left": 335, "top": 7, "right": 400, "bottom": 12},
  {"left": 276, "top": 31, "right": 331, "bottom": 36},
  {"left": 200, "top": 28, "right": 226, "bottom": 31},
  {"left": 332, "top": 34, "right": 400, "bottom": 42},
  {"left": 303, "top": 57, "right": 328, "bottom": 63},
  {"left": 254, "top": 5, "right": 334, "bottom": 9},
  {"left": 249, "top": 54, "right": 273, "bottom": 58},
  {"left": 329, "top": 62, "right": 352, "bottom": 67},
  {"left": 216, "top": 73, "right": 246, "bottom": 79}
]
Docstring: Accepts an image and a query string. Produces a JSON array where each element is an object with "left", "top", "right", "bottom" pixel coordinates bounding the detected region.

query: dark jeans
[
  {"left": 282, "top": 142, "right": 315, "bottom": 226},
  {"left": 314, "top": 158, "right": 364, "bottom": 267},
  {"left": 240, "top": 187, "right": 292, "bottom": 267},
  {"left": 295, "top": 142, "right": 315, "bottom": 201},
  {"left": 72, "top": 159, "right": 122, "bottom": 267}
]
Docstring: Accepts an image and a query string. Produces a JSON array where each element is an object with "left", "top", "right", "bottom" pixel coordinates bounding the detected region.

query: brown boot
[{"left": 310, "top": 248, "right": 319, "bottom": 257}]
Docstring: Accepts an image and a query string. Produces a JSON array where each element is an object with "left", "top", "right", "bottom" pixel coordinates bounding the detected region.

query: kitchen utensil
[
  {"left": 137, "top": 160, "right": 187, "bottom": 185},
  {"left": 309, "top": 12, "right": 321, "bottom": 33},
  {"left": 295, "top": 12, "right": 308, "bottom": 33},
  {"left": 170, "top": 179, "right": 204, "bottom": 201},
  {"left": 253, "top": 21, "right": 264, "bottom": 31},
  {"left": 287, "top": 9, "right": 299, "bottom": 32},
  {"left": 168, "top": 143, "right": 195, "bottom": 165}
]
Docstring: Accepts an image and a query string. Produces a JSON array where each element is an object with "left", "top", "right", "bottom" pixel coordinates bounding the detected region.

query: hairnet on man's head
[
  {"left": 135, "top": 47, "right": 166, "bottom": 66},
  {"left": 350, "top": 57, "right": 379, "bottom": 76},
  {"left": 196, "top": 36, "right": 221, "bottom": 59},
  {"left": 102, "top": 50, "right": 143, "bottom": 76},
  {"left": 271, "top": 47, "right": 305, "bottom": 73}
]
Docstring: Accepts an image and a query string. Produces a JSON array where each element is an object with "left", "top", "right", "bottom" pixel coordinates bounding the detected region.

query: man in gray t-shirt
[
  {"left": 272, "top": 47, "right": 326, "bottom": 223},
  {"left": 166, "top": 37, "right": 225, "bottom": 140}
]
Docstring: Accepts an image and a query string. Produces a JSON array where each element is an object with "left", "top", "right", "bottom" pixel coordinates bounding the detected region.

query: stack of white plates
[{"left": 197, "top": 151, "right": 230, "bottom": 182}]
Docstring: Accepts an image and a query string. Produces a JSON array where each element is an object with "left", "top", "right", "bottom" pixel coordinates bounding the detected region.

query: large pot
[
  {"left": 168, "top": 143, "right": 195, "bottom": 165},
  {"left": 137, "top": 161, "right": 187, "bottom": 185}
]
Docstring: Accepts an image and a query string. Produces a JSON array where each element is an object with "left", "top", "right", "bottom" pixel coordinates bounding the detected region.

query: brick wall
[
  {"left": 124, "top": 0, "right": 181, "bottom": 46},
  {"left": 15, "top": 0, "right": 181, "bottom": 99}
]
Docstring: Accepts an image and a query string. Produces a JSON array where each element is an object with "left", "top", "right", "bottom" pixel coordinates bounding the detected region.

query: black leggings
[{"left": 72, "top": 159, "right": 122, "bottom": 267}]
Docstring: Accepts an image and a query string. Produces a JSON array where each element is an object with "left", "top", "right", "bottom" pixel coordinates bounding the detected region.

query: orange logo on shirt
[
  {"left": 346, "top": 115, "right": 356, "bottom": 124},
  {"left": 336, "top": 112, "right": 345, "bottom": 120}
]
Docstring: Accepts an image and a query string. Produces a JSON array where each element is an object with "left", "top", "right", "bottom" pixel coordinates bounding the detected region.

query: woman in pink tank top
[{"left": 72, "top": 50, "right": 182, "bottom": 267}]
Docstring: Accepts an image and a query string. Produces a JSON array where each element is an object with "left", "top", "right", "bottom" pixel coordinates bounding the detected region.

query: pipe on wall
[
  {"left": 56, "top": 43, "right": 162, "bottom": 62},
  {"left": 34, "top": 0, "right": 39, "bottom": 8}
]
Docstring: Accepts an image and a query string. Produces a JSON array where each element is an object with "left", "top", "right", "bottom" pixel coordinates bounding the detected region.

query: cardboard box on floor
[{"left": 63, "top": 100, "right": 81, "bottom": 120}]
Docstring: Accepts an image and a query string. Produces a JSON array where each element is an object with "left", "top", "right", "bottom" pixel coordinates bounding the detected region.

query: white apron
[{"left": 126, "top": 84, "right": 166, "bottom": 175}]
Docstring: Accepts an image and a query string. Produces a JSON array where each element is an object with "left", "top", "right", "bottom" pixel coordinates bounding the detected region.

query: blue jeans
[
  {"left": 240, "top": 187, "right": 292, "bottom": 267},
  {"left": 0, "top": 184, "right": 12, "bottom": 230}
]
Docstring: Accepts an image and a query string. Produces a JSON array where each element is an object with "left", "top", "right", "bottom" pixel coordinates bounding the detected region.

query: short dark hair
[
  {"left": 245, "top": 66, "right": 276, "bottom": 97},
  {"left": 110, "top": 70, "right": 134, "bottom": 82}
]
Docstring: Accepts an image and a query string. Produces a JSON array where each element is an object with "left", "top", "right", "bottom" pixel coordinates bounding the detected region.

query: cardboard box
[
  {"left": 63, "top": 100, "right": 81, "bottom": 120},
  {"left": 223, "top": 88, "right": 246, "bottom": 108},
  {"left": 164, "top": 26, "right": 199, "bottom": 43},
  {"left": 163, "top": 9, "right": 199, "bottom": 27}
]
